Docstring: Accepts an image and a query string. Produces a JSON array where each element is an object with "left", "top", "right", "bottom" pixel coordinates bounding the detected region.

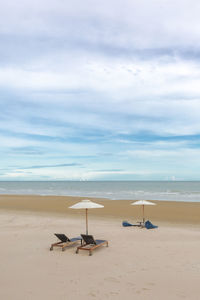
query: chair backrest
[
  {"left": 54, "top": 233, "right": 70, "bottom": 242},
  {"left": 81, "top": 234, "right": 96, "bottom": 245}
]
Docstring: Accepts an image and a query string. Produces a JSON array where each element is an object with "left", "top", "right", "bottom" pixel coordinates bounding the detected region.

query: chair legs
[
  {"left": 76, "top": 241, "right": 108, "bottom": 256},
  {"left": 50, "top": 240, "right": 80, "bottom": 251}
]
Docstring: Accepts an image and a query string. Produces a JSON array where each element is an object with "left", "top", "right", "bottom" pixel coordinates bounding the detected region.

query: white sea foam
[{"left": 0, "top": 181, "right": 200, "bottom": 202}]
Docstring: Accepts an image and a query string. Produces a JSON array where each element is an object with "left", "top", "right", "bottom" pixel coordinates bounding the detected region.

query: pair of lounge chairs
[
  {"left": 122, "top": 220, "right": 158, "bottom": 229},
  {"left": 50, "top": 233, "right": 108, "bottom": 256}
]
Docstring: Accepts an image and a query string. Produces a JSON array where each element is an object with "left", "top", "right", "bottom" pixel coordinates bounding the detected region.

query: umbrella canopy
[
  {"left": 131, "top": 200, "right": 156, "bottom": 224},
  {"left": 131, "top": 200, "right": 156, "bottom": 206},
  {"left": 69, "top": 200, "right": 104, "bottom": 234}
]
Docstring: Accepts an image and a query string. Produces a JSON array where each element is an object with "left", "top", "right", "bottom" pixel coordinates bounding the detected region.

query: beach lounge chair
[
  {"left": 76, "top": 234, "right": 108, "bottom": 256},
  {"left": 122, "top": 221, "right": 140, "bottom": 227},
  {"left": 145, "top": 220, "right": 158, "bottom": 229},
  {"left": 50, "top": 233, "right": 82, "bottom": 251}
]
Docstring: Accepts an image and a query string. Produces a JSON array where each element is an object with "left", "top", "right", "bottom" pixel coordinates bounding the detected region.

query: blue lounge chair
[
  {"left": 122, "top": 221, "right": 139, "bottom": 227},
  {"left": 145, "top": 220, "right": 158, "bottom": 229}
]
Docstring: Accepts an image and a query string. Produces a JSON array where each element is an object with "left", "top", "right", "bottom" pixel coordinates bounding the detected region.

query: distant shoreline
[{"left": 0, "top": 193, "right": 200, "bottom": 203}]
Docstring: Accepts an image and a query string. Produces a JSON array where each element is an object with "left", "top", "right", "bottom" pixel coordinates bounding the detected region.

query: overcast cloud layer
[{"left": 1, "top": 0, "right": 200, "bottom": 180}]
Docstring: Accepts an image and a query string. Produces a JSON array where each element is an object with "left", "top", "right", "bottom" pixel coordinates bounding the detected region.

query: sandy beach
[{"left": 0, "top": 195, "right": 200, "bottom": 299}]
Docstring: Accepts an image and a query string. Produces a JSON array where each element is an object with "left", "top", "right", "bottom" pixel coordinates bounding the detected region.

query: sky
[{"left": 1, "top": 0, "right": 200, "bottom": 181}]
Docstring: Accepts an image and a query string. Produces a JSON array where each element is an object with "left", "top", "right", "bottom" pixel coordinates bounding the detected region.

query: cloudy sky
[{"left": 1, "top": 0, "right": 200, "bottom": 180}]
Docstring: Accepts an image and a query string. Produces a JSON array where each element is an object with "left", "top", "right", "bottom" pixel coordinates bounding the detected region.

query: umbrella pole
[
  {"left": 86, "top": 208, "right": 88, "bottom": 235},
  {"left": 143, "top": 205, "right": 145, "bottom": 224}
]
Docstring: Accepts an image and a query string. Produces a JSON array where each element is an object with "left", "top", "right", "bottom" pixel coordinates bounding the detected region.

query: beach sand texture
[{"left": 0, "top": 195, "right": 200, "bottom": 299}]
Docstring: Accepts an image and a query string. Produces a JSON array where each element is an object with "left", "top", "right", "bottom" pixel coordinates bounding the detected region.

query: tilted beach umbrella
[
  {"left": 69, "top": 199, "right": 104, "bottom": 234},
  {"left": 131, "top": 200, "right": 156, "bottom": 224}
]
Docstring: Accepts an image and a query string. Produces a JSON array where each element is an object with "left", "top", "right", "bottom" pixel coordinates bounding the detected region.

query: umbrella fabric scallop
[
  {"left": 69, "top": 200, "right": 104, "bottom": 234},
  {"left": 131, "top": 200, "right": 156, "bottom": 224}
]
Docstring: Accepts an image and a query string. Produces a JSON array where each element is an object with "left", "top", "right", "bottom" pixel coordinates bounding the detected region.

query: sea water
[{"left": 0, "top": 181, "right": 200, "bottom": 202}]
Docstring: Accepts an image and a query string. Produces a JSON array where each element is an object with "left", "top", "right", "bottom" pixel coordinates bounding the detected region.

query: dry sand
[{"left": 0, "top": 195, "right": 200, "bottom": 299}]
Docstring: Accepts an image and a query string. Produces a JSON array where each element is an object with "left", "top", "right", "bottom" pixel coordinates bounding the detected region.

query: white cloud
[
  {"left": 1, "top": 0, "right": 200, "bottom": 180},
  {"left": 1, "top": 0, "right": 200, "bottom": 48},
  {"left": 125, "top": 147, "right": 200, "bottom": 161}
]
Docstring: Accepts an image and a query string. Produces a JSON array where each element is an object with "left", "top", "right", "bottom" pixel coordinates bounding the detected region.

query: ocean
[{"left": 0, "top": 181, "right": 200, "bottom": 202}]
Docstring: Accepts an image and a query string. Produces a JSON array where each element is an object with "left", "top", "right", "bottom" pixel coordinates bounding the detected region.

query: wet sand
[{"left": 0, "top": 194, "right": 200, "bottom": 225}]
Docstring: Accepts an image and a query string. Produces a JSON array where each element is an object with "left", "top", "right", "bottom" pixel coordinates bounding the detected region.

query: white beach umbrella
[
  {"left": 69, "top": 199, "right": 104, "bottom": 234},
  {"left": 131, "top": 200, "right": 156, "bottom": 224}
]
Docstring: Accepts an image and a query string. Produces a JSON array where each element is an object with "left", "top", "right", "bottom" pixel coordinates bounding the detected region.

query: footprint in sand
[
  {"left": 104, "top": 277, "right": 120, "bottom": 283},
  {"left": 147, "top": 282, "right": 155, "bottom": 286},
  {"left": 136, "top": 287, "right": 151, "bottom": 294},
  {"left": 88, "top": 292, "right": 96, "bottom": 297},
  {"left": 142, "top": 287, "right": 150, "bottom": 291}
]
